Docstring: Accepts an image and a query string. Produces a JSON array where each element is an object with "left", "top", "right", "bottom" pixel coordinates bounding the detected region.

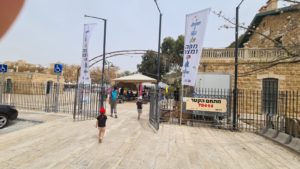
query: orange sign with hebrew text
[{"left": 186, "top": 97, "right": 227, "bottom": 112}]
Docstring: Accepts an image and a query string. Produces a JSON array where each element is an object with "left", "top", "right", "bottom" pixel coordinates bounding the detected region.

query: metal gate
[
  {"left": 149, "top": 89, "right": 159, "bottom": 130},
  {"left": 73, "top": 84, "right": 103, "bottom": 120}
]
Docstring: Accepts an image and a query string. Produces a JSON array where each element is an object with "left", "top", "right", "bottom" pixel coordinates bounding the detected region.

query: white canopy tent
[
  {"left": 142, "top": 82, "right": 168, "bottom": 89},
  {"left": 112, "top": 74, "right": 157, "bottom": 83},
  {"left": 112, "top": 74, "right": 157, "bottom": 97}
]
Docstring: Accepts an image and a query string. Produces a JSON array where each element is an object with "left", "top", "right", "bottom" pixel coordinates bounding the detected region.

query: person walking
[
  {"left": 136, "top": 96, "right": 143, "bottom": 120},
  {"left": 96, "top": 107, "right": 107, "bottom": 143},
  {"left": 110, "top": 86, "right": 118, "bottom": 118}
]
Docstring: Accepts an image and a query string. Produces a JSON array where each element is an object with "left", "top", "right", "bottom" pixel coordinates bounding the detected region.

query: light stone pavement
[{"left": 0, "top": 102, "right": 300, "bottom": 169}]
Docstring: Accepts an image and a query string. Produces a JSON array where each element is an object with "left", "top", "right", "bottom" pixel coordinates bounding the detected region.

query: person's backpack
[{"left": 111, "top": 90, "right": 118, "bottom": 101}]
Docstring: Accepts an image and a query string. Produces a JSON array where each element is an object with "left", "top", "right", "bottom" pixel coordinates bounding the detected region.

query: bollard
[{"left": 287, "top": 119, "right": 300, "bottom": 152}]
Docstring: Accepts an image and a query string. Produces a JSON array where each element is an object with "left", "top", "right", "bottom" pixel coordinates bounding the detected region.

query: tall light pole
[
  {"left": 84, "top": 15, "right": 107, "bottom": 108},
  {"left": 153, "top": 0, "right": 162, "bottom": 129},
  {"left": 233, "top": 0, "right": 245, "bottom": 130},
  {"left": 105, "top": 60, "right": 114, "bottom": 82}
]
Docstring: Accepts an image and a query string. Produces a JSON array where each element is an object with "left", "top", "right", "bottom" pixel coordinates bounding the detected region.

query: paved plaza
[{"left": 0, "top": 102, "right": 300, "bottom": 169}]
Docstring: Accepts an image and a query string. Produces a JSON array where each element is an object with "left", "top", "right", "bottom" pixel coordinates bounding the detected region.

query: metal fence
[
  {"left": 0, "top": 82, "right": 105, "bottom": 121},
  {"left": 1, "top": 81, "right": 299, "bottom": 137},
  {"left": 0, "top": 82, "right": 74, "bottom": 113},
  {"left": 237, "top": 90, "right": 300, "bottom": 136},
  {"left": 160, "top": 88, "right": 300, "bottom": 138}
]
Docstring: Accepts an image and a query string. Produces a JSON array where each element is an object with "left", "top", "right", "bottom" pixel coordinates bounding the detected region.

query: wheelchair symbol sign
[
  {"left": 0, "top": 64, "right": 8, "bottom": 73},
  {"left": 54, "top": 64, "right": 63, "bottom": 74}
]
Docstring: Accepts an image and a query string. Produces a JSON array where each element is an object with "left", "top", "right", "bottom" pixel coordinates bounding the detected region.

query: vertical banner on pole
[
  {"left": 79, "top": 23, "right": 96, "bottom": 103},
  {"left": 180, "top": 9, "right": 210, "bottom": 124},
  {"left": 182, "top": 8, "right": 210, "bottom": 87},
  {"left": 79, "top": 23, "right": 96, "bottom": 85}
]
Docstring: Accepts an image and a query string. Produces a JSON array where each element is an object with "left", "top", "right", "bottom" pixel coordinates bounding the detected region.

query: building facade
[
  {"left": 200, "top": 2, "right": 300, "bottom": 91},
  {"left": 197, "top": 2, "right": 300, "bottom": 120}
]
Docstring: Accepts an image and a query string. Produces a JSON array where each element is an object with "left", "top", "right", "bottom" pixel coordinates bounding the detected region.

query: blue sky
[{"left": 0, "top": 0, "right": 280, "bottom": 72}]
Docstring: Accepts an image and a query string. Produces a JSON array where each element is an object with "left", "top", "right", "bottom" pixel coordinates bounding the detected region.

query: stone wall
[
  {"left": 4, "top": 72, "right": 64, "bottom": 84},
  {"left": 200, "top": 57, "right": 300, "bottom": 91},
  {"left": 246, "top": 8, "right": 300, "bottom": 48},
  {"left": 200, "top": 48, "right": 300, "bottom": 116},
  {"left": 2, "top": 72, "right": 65, "bottom": 94},
  {"left": 200, "top": 48, "right": 300, "bottom": 91}
]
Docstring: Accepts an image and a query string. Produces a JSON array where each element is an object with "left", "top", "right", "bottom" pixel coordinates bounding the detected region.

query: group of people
[{"left": 95, "top": 86, "right": 144, "bottom": 143}]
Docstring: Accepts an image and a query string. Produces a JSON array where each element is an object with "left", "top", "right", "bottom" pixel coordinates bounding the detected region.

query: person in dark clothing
[
  {"left": 96, "top": 107, "right": 107, "bottom": 143},
  {"left": 174, "top": 88, "right": 179, "bottom": 101},
  {"left": 136, "top": 96, "right": 143, "bottom": 120},
  {"left": 173, "top": 88, "right": 180, "bottom": 110},
  {"left": 120, "top": 88, "right": 124, "bottom": 96}
]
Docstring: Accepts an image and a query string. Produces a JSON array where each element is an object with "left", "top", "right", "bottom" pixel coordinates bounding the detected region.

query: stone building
[
  {"left": 200, "top": 48, "right": 300, "bottom": 91},
  {"left": 198, "top": 1, "right": 299, "bottom": 117},
  {"left": 200, "top": 2, "right": 300, "bottom": 92},
  {"left": 242, "top": 2, "right": 300, "bottom": 48}
]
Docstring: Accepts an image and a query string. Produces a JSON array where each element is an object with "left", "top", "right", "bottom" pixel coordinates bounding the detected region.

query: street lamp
[
  {"left": 105, "top": 60, "right": 114, "bottom": 82},
  {"left": 153, "top": 0, "right": 162, "bottom": 129},
  {"left": 233, "top": 0, "right": 245, "bottom": 130},
  {"left": 84, "top": 14, "right": 107, "bottom": 108}
]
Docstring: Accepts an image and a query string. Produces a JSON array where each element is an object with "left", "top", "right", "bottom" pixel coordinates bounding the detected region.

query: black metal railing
[
  {"left": 166, "top": 88, "right": 300, "bottom": 137},
  {"left": 0, "top": 82, "right": 106, "bottom": 121}
]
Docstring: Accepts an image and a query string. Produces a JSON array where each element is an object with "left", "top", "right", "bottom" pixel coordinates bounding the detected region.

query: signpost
[
  {"left": 0, "top": 64, "right": 8, "bottom": 104},
  {"left": 54, "top": 64, "right": 63, "bottom": 112}
]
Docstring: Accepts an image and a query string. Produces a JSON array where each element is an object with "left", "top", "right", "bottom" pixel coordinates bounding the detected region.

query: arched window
[
  {"left": 46, "top": 81, "right": 53, "bottom": 94},
  {"left": 6, "top": 79, "right": 12, "bottom": 93},
  {"left": 262, "top": 78, "right": 278, "bottom": 115}
]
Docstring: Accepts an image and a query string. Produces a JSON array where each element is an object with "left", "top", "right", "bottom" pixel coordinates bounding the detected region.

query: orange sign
[{"left": 186, "top": 97, "right": 227, "bottom": 112}]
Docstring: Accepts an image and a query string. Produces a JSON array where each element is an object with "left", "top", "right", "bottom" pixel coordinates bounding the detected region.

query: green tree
[
  {"left": 161, "top": 35, "right": 184, "bottom": 70},
  {"left": 174, "top": 35, "right": 184, "bottom": 67},
  {"left": 137, "top": 35, "right": 184, "bottom": 81},
  {"left": 162, "top": 37, "right": 175, "bottom": 56},
  {"left": 161, "top": 37, "right": 175, "bottom": 72},
  {"left": 137, "top": 50, "right": 166, "bottom": 80}
]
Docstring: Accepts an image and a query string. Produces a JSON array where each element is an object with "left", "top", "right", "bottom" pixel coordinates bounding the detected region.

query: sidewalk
[
  {"left": 0, "top": 110, "right": 68, "bottom": 135},
  {"left": 0, "top": 102, "right": 300, "bottom": 169}
]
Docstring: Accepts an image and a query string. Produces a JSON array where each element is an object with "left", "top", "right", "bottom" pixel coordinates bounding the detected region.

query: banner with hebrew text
[{"left": 182, "top": 9, "right": 210, "bottom": 86}]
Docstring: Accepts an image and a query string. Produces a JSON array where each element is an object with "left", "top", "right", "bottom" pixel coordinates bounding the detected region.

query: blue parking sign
[
  {"left": 0, "top": 64, "right": 8, "bottom": 73},
  {"left": 54, "top": 64, "right": 63, "bottom": 74}
]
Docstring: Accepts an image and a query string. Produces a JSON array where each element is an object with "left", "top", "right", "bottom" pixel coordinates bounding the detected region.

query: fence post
[
  {"left": 180, "top": 85, "right": 184, "bottom": 125},
  {"left": 54, "top": 74, "right": 60, "bottom": 112},
  {"left": 291, "top": 119, "right": 299, "bottom": 138},
  {"left": 0, "top": 73, "right": 4, "bottom": 104}
]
